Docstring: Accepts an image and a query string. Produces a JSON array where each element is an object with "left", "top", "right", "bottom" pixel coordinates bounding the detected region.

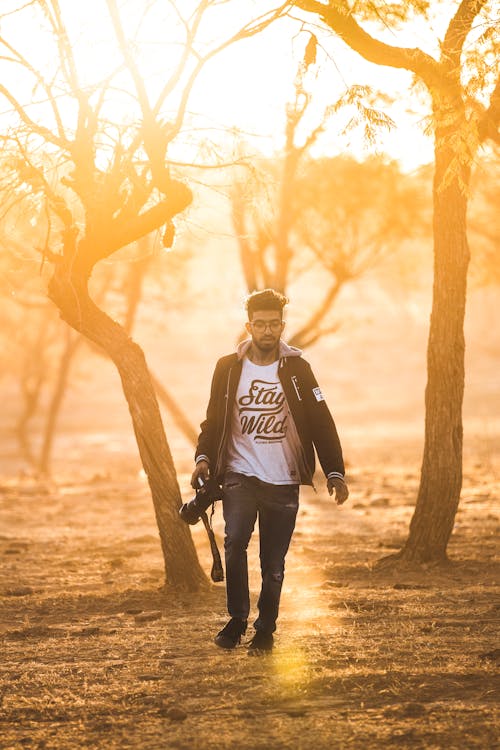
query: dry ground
[{"left": 1, "top": 453, "right": 499, "bottom": 750}]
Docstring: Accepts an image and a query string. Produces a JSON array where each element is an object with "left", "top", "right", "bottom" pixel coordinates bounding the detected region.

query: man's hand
[
  {"left": 327, "top": 476, "right": 349, "bottom": 505},
  {"left": 191, "top": 460, "right": 210, "bottom": 489}
]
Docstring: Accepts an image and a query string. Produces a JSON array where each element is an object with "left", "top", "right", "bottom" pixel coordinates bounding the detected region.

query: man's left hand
[{"left": 327, "top": 476, "right": 349, "bottom": 505}]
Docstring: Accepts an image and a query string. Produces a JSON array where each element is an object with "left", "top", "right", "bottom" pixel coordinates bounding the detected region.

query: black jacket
[{"left": 195, "top": 341, "right": 345, "bottom": 486}]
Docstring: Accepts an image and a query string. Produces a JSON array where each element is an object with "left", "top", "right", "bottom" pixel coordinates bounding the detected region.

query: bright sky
[{"left": 0, "top": 0, "right": 455, "bottom": 173}]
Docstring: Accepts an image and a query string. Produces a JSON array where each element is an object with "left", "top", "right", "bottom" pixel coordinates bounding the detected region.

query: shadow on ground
[{"left": 1, "top": 468, "right": 499, "bottom": 749}]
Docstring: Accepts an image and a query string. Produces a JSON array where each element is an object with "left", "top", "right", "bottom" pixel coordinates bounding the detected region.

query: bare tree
[
  {"left": 293, "top": 0, "right": 500, "bottom": 563},
  {"left": 1, "top": 202, "right": 196, "bottom": 475}
]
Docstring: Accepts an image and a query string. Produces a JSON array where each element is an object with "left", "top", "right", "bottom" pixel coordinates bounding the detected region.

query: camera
[{"left": 179, "top": 476, "right": 223, "bottom": 525}]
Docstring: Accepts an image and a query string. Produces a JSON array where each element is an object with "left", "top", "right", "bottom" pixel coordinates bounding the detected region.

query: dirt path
[{"left": 1, "top": 459, "right": 499, "bottom": 750}]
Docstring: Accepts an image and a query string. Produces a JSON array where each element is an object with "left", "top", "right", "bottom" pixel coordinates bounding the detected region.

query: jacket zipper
[
  {"left": 215, "top": 366, "right": 232, "bottom": 477},
  {"left": 280, "top": 361, "right": 315, "bottom": 489},
  {"left": 291, "top": 375, "right": 302, "bottom": 401}
]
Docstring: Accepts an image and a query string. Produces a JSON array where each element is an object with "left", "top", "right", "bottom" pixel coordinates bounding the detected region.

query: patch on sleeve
[{"left": 312, "top": 386, "right": 324, "bottom": 402}]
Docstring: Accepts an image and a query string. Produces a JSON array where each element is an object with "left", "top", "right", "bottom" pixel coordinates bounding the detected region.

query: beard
[{"left": 253, "top": 336, "right": 279, "bottom": 352}]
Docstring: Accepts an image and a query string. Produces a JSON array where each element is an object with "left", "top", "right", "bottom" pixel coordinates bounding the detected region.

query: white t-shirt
[{"left": 226, "top": 357, "right": 302, "bottom": 485}]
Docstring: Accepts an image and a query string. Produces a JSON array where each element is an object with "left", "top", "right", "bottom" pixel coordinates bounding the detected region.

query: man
[{"left": 191, "top": 289, "right": 348, "bottom": 655}]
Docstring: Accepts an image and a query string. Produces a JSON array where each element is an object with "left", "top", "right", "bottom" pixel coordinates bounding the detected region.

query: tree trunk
[
  {"left": 150, "top": 373, "right": 199, "bottom": 446},
  {"left": 38, "top": 271, "right": 111, "bottom": 476},
  {"left": 120, "top": 239, "right": 198, "bottom": 446},
  {"left": 17, "top": 378, "right": 41, "bottom": 468},
  {"left": 83, "top": 337, "right": 199, "bottom": 448},
  {"left": 401, "top": 106, "right": 471, "bottom": 562},
  {"left": 274, "top": 150, "right": 299, "bottom": 293},
  {"left": 48, "top": 266, "right": 207, "bottom": 590},
  {"left": 38, "top": 329, "right": 81, "bottom": 476},
  {"left": 16, "top": 312, "right": 53, "bottom": 468},
  {"left": 122, "top": 241, "right": 151, "bottom": 336}
]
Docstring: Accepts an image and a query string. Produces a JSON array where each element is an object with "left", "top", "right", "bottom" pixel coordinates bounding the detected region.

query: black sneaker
[
  {"left": 214, "top": 618, "right": 247, "bottom": 649},
  {"left": 247, "top": 630, "right": 274, "bottom": 655}
]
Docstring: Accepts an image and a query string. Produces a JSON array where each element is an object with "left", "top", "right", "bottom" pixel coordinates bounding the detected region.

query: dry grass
[{"left": 1, "top": 460, "right": 499, "bottom": 750}]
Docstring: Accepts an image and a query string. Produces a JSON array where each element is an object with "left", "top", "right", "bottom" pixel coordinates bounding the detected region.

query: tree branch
[
  {"left": 106, "top": 0, "right": 152, "bottom": 120},
  {"left": 230, "top": 183, "right": 259, "bottom": 291},
  {"left": 288, "top": 278, "right": 342, "bottom": 347},
  {"left": 0, "top": 37, "right": 67, "bottom": 142},
  {"left": 165, "top": 3, "right": 293, "bottom": 144},
  {"left": 79, "top": 180, "right": 193, "bottom": 271},
  {"left": 442, "top": 0, "right": 487, "bottom": 73},
  {"left": 0, "top": 1, "right": 38, "bottom": 20},
  {"left": 14, "top": 140, "right": 74, "bottom": 230},
  {"left": 0, "top": 84, "right": 69, "bottom": 149},
  {"left": 153, "top": 0, "right": 210, "bottom": 116},
  {"left": 293, "top": 0, "right": 442, "bottom": 90},
  {"left": 291, "top": 320, "right": 340, "bottom": 349},
  {"left": 40, "top": 0, "right": 80, "bottom": 92}
]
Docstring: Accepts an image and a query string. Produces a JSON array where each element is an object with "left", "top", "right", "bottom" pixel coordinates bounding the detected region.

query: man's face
[{"left": 245, "top": 309, "right": 285, "bottom": 353}]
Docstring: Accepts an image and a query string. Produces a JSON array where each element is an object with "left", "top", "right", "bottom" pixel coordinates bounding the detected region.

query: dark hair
[{"left": 245, "top": 289, "right": 289, "bottom": 320}]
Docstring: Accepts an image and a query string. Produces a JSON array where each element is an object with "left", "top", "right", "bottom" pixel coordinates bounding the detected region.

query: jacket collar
[{"left": 236, "top": 338, "right": 302, "bottom": 361}]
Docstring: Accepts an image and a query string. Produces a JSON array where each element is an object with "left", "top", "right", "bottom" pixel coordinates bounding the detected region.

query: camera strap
[{"left": 201, "top": 510, "right": 224, "bottom": 583}]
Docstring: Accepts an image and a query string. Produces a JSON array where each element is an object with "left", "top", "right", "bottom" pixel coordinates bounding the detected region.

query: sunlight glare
[{"left": 272, "top": 645, "right": 312, "bottom": 695}]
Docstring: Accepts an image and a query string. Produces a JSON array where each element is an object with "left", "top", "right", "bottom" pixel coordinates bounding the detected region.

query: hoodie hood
[{"left": 236, "top": 338, "right": 302, "bottom": 361}]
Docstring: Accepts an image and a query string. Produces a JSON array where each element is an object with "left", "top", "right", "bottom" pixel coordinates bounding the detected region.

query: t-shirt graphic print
[
  {"left": 226, "top": 357, "right": 302, "bottom": 485},
  {"left": 239, "top": 375, "right": 287, "bottom": 442}
]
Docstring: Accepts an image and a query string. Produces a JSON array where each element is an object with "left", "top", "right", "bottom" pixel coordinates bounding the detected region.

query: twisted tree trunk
[{"left": 48, "top": 265, "right": 207, "bottom": 590}]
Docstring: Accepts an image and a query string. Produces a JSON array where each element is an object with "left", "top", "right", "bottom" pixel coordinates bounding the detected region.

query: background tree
[
  {"left": 230, "top": 36, "right": 332, "bottom": 297},
  {"left": 468, "top": 156, "right": 500, "bottom": 286},
  {"left": 0, "top": 0, "right": 286, "bottom": 588},
  {"left": 231, "top": 144, "right": 425, "bottom": 348},
  {"left": 290, "top": 154, "right": 427, "bottom": 347},
  {"left": 1, "top": 156, "right": 196, "bottom": 475},
  {"left": 230, "top": 37, "right": 418, "bottom": 347},
  {"left": 233, "top": 151, "right": 427, "bottom": 348},
  {"left": 293, "top": 0, "right": 500, "bottom": 562},
  {"left": 0, "top": 181, "right": 64, "bottom": 470}
]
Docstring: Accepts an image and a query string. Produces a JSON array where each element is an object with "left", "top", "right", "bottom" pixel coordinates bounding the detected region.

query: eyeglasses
[{"left": 250, "top": 319, "right": 283, "bottom": 332}]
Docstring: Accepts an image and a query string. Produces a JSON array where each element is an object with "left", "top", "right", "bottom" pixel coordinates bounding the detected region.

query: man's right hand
[{"left": 191, "top": 460, "right": 210, "bottom": 489}]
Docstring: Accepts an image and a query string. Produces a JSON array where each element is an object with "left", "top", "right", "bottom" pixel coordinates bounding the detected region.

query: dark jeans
[{"left": 222, "top": 471, "right": 299, "bottom": 634}]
